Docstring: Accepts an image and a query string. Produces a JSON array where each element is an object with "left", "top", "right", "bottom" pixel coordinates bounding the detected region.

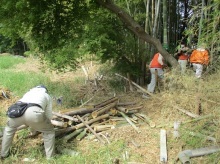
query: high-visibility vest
[
  {"left": 190, "top": 49, "right": 209, "bottom": 65},
  {"left": 150, "top": 53, "right": 163, "bottom": 68},
  {"left": 178, "top": 52, "right": 188, "bottom": 60}
]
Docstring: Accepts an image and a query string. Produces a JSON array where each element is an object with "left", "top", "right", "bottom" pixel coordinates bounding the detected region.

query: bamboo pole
[
  {"left": 117, "top": 102, "right": 136, "bottom": 106},
  {"left": 119, "top": 111, "right": 140, "bottom": 133},
  {"left": 127, "top": 105, "right": 143, "bottom": 111},
  {"left": 92, "top": 102, "right": 117, "bottom": 118},
  {"left": 76, "top": 130, "right": 87, "bottom": 141},
  {"left": 63, "top": 128, "right": 84, "bottom": 142},
  {"left": 52, "top": 112, "right": 78, "bottom": 122},
  {"left": 74, "top": 114, "right": 109, "bottom": 129},
  {"left": 93, "top": 97, "right": 118, "bottom": 108},
  {"left": 116, "top": 106, "right": 127, "bottom": 113},
  {"left": 51, "top": 120, "right": 68, "bottom": 127},
  {"left": 93, "top": 125, "right": 115, "bottom": 132},
  {"left": 77, "top": 115, "right": 105, "bottom": 144},
  {"left": 63, "top": 107, "right": 99, "bottom": 116},
  {"left": 108, "top": 109, "right": 118, "bottom": 116},
  {"left": 135, "top": 113, "right": 156, "bottom": 128}
]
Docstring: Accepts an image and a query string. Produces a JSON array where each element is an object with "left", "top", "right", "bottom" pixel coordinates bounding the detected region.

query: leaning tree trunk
[{"left": 96, "top": 0, "right": 178, "bottom": 67}]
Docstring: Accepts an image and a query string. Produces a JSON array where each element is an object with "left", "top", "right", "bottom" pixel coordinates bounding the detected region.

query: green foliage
[
  {"left": 0, "top": 35, "right": 11, "bottom": 53},
  {"left": 184, "top": 1, "right": 220, "bottom": 57}
]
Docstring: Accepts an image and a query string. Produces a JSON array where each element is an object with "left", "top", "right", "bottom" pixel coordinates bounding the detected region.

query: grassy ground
[{"left": 0, "top": 54, "right": 220, "bottom": 164}]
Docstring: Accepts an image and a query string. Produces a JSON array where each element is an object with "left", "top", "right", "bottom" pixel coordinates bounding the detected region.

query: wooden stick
[
  {"left": 77, "top": 115, "right": 105, "bottom": 144},
  {"left": 174, "top": 106, "right": 199, "bottom": 118},
  {"left": 195, "top": 93, "right": 202, "bottom": 115}
]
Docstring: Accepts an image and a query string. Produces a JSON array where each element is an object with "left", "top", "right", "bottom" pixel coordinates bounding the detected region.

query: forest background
[
  {"left": 0, "top": 0, "right": 219, "bottom": 84},
  {"left": 0, "top": 0, "right": 220, "bottom": 163}
]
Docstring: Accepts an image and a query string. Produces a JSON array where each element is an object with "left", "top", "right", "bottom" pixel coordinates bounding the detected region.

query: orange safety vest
[
  {"left": 178, "top": 52, "right": 188, "bottom": 60},
  {"left": 150, "top": 53, "right": 163, "bottom": 68},
  {"left": 190, "top": 49, "right": 209, "bottom": 65}
]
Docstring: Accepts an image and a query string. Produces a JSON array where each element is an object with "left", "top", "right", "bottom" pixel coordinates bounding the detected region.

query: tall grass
[
  {"left": 0, "top": 55, "right": 25, "bottom": 69},
  {"left": 0, "top": 70, "right": 50, "bottom": 97},
  {"left": 0, "top": 55, "right": 78, "bottom": 108}
]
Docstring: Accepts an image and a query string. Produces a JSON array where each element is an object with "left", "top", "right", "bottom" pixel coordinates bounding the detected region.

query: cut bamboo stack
[{"left": 52, "top": 97, "right": 154, "bottom": 144}]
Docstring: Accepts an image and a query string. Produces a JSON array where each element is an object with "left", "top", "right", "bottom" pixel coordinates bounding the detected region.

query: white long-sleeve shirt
[{"left": 19, "top": 87, "right": 53, "bottom": 119}]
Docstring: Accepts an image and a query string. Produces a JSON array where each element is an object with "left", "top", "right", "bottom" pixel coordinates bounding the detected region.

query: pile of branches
[{"left": 52, "top": 97, "right": 154, "bottom": 144}]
